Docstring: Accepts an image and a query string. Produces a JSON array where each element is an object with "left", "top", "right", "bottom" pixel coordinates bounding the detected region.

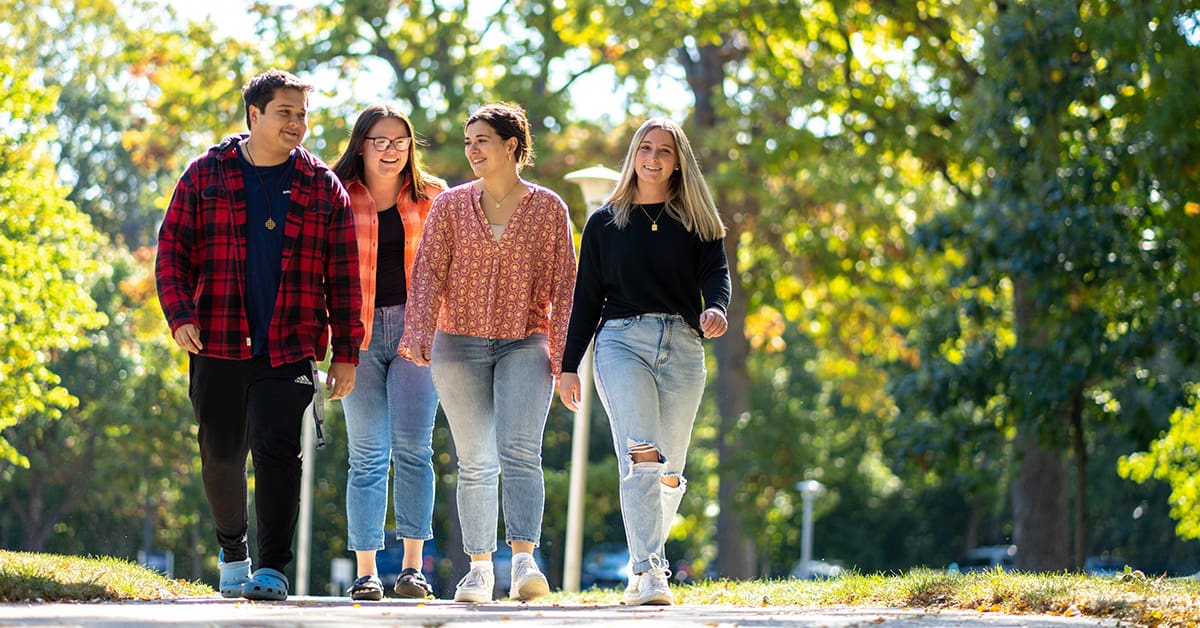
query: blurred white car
[{"left": 789, "top": 559, "right": 844, "bottom": 580}]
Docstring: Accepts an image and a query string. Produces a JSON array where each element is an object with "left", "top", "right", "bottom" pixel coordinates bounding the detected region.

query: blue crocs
[
  {"left": 218, "top": 550, "right": 251, "bottom": 599},
  {"left": 242, "top": 567, "right": 288, "bottom": 601}
]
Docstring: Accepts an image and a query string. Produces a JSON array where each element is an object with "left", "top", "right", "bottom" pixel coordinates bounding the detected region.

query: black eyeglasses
[{"left": 366, "top": 136, "right": 412, "bottom": 151}]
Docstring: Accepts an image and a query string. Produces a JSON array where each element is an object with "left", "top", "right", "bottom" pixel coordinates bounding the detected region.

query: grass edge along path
[
  {"left": 0, "top": 550, "right": 212, "bottom": 602},
  {"left": 3, "top": 551, "right": 1199, "bottom": 626}
]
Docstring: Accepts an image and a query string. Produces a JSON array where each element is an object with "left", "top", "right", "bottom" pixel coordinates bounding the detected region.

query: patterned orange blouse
[{"left": 398, "top": 181, "right": 577, "bottom": 375}]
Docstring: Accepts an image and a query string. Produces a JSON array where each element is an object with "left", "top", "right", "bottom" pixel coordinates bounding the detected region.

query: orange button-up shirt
[
  {"left": 399, "top": 181, "right": 576, "bottom": 375},
  {"left": 346, "top": 179, "right": 443, "bottom": 349}
]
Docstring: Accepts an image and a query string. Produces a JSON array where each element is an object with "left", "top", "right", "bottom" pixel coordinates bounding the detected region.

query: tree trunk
[
  {"left": 679, "top": 38, "right": 758, "bottom": 580},
  {"left": 1012, "top": 428, "right": 1071, "bottom": 571},
  {"left": 1011, "top": 277, "right": 1072, "bottom": 572},
  {"left": 1070, "top": 391, "right": 1087, "bottom": 571},
  {"left": 713, "top": 228, "right": 757, "bottom": 579},
  {"left": 964, "top": 495, "right": 981, "bottom": 554}
]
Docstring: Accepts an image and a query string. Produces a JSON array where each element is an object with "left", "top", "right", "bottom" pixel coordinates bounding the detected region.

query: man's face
[{"left": 249, "top": 88, "right": 308, "bottom": 156}]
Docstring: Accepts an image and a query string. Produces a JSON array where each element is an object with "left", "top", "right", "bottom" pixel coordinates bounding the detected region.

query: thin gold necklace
[
  {"left": 482, "top": 181, "right": 519, "bottom": 210},
  {"left": 639, "top": 204, "right": 666, "bottom": 231},
  {"left": 243, "top": 141, "right": 281, "bottom": 230}
]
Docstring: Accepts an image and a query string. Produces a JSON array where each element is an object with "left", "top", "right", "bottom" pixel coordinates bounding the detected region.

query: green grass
[
  {"left": 0, "top": 550, "right": 212, "bottom": 602},
  {"left": 3, "top": 551, "right": 1199, "bottom": 626},
  {"left": 549, "top": 569, "right": 1200, "bottom": 626}
]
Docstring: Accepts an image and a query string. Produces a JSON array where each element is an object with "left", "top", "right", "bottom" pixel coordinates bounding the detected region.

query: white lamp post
[
  {"left": 796, "top": 480, "right": 825, "bottom": 580},
  {"left": 561, "top": 165, "right": 620, "bottom": 592},
  {"left": 296, "top": 405, "right": 316, "bottom": 595}
]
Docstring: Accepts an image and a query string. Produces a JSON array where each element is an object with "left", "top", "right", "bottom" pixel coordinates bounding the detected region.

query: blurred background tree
[{"left": 3, "top": 0, "right": 1200, "bottom": 593}]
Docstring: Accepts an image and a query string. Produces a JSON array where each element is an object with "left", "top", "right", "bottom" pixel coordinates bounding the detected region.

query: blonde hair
[{"left": 607, "top": 117, "right": 726, "bottom": 241}]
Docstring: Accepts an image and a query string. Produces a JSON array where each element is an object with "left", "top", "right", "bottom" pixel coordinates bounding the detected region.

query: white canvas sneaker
[
  {"left": 509, "top": 553, "right": 550, "bottom": 601},
  {"left": 636, "top": 568, "right": 673, "bottom": 606},
  {"left": 454, "top": 565, "right": 495, "bottom": 603},
  {"left": 622, "top": 577, "right": 640, "bottom": 605}
]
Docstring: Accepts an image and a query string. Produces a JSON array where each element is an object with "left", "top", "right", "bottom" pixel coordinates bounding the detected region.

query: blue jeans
[
  {"left": 593, "top": 314, "right": 706, "bottom": 575},
  {"left": 342, "top": 305, "right": 439, "bottom": 549},
  {"left": 430, "top": 332, "right": 553, "bottom": 556}
]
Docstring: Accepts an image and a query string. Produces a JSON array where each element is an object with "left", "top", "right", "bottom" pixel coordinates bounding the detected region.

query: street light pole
[
  {"left": 561, "top": 165, "right": 620, "bottom": 592},
  {"left": 796, "top": 480, "right": 824, "bottom": 580},
  {"left": 296, "top": 404, "right": 315, "bottom": 595}
]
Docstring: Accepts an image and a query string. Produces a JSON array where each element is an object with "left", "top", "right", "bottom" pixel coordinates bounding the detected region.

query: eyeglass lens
[{"left": 369, "top": 137, "right": 411, "bottom": 151}]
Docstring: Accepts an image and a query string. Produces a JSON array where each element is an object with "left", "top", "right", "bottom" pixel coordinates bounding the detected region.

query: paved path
[{"left": 0, "top": 597, "right": 1119, "bottom": 627}]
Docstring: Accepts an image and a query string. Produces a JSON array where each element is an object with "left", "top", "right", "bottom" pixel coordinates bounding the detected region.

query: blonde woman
[{"left": 558, "top": 118, "right": 730, "bottom": 606}]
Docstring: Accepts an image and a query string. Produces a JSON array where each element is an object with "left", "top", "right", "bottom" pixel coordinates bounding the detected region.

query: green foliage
[
  {"left": 1120, "top": 386, "right": 1200, "bottom": 541},
  {"left": 0, "top": 38, "right": 107, "bottom": 468}
]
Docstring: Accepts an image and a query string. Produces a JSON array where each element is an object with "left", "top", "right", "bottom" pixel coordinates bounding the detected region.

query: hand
[
  {"left": 326, "top": 362, "right": 357, "bottom": 399},
  {"left": 409, "top": 342, "right": 432, "bottom": 367},
  {"left": 558, "top": 372, "right": 581, "bottom": 411},
  {"left": 700, "top": 307, "right": 728, "bottom": 338},
  {"left": 172, "top": 323, "right": 203, "bottom": 353}
]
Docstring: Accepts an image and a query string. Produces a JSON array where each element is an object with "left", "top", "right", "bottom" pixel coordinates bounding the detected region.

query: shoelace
[
  {"left": 514, "top": 559, "right": 538, "bottom": 578},
  {"left": 646, "top": 553, "right": 672, "bottom": 579},
  {"left": 458, "top": 568, "right": 489, "bottom": 588}
]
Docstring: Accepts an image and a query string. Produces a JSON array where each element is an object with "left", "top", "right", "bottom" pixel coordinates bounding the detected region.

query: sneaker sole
[
  {"left": 638, "top": 592, "right": 673, "bottom": 606},
  {"left": 394, "top": 581, "right": 430, "bottom": 599},
  {"left": 454, "top": 591, "right": 492, "bottom": 603},
  {"left": 509, "top": 574, "right": 550, "bottom": 601}
]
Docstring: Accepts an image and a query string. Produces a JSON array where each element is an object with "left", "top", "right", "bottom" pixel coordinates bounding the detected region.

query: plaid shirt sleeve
[
  {"left": 322, "top": 172, "right": 364, "bottom": 364},
  {"left": 156, "top": 156, "right": 212, "bottom": 336}
]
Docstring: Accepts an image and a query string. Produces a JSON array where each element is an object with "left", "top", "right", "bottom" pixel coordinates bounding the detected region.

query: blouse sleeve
[
  {"left": 547, "top": 196, "right": 577, "bottom": 376},
  {"left": 398, "top": 193, "right": 454, "bottom": 360}
]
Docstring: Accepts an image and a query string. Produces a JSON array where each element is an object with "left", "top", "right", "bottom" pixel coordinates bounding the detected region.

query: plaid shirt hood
[{"left": 156, "top": 133, "right": 363, "bottom": 366}]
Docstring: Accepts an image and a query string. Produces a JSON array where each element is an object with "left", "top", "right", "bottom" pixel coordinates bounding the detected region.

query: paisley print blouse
[{"left": 398, "top": 181, "right": 576, "bottom": 375}]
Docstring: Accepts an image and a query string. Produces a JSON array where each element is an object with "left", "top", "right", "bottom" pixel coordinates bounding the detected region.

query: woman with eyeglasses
[
  {"left": 399, "top": 102, "right": 575, "bottom": 603},
  {"left": 331, "top": 104, "right": 446, "bottom": 601}
]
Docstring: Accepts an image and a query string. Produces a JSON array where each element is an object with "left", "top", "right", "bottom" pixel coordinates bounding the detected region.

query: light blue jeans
[
  {"left": 430, "top": 332, "right": 553, "bottom": 556},
  {"left": 342, "top": 305, "right": 439, "bottom": 549},
  {"left": 593, "top": 314, "right": 706, "bottom": 575}
]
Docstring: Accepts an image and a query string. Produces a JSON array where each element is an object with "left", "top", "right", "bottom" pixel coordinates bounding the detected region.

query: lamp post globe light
[{"left": 561, "top": 165, "right": 619, "bottom": 593}]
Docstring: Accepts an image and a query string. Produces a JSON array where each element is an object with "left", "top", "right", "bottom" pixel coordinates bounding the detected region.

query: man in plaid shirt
[{"left": 156, "top": 69, "right": 363, "bottom": 601}]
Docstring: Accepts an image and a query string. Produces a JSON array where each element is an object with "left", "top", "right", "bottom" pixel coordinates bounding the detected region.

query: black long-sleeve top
[{"left": 560, "top": 203, "right": 731, "bottom": 373}]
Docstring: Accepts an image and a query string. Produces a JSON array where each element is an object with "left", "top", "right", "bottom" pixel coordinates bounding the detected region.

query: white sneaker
[
  {"left": 454, "top": 564, "right": 494, "bottom": 603},
  {"left": 622, "top": 578, "right": 640, "bottom": 605},
  {"left": 635, "top": 568, "right": 673, "bottom": 606},
  {"left": 509, "top": 553, "right": 550, "bottom": 601}
]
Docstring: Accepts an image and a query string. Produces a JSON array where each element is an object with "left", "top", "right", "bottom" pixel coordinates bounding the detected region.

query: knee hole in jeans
[{"left": 624, "top": 440, "right": 679, "bottom": 488}]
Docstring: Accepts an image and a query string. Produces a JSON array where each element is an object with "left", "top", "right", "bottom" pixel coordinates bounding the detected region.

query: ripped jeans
[{"left": 593, "top": 314, "right": 707, "bottom": 575}]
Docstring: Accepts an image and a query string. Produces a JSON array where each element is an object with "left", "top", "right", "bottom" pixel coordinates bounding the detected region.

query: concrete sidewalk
[{"left": 0, "top": 596, "right": 1119, "bottom": 627}]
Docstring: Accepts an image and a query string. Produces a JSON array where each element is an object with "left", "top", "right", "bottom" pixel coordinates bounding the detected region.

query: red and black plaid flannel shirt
[{"left": 155, "top": 134, "right": 363, "bottom": 366}]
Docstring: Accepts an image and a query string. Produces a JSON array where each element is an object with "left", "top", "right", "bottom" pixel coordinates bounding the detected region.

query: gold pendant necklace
[
  {"left": 244, "top": 141, "right": 280, "bottom": 230},
  {"left": 640, "top": 204, "right": 666, "bottom": 231},
  {"left": 482, "top": 182, "right": 519, "bottom": 210}
]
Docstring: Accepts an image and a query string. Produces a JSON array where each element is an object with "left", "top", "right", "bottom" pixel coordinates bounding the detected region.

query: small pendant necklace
[
  {"left": 243, "top": 141, "right": 281, "bottom": 230},
  {"left": 482, "top": 182, "right": 519, "bottom": 210},
  {"left": 640, "top": 204, "right": 666, "bottom": 231}
]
